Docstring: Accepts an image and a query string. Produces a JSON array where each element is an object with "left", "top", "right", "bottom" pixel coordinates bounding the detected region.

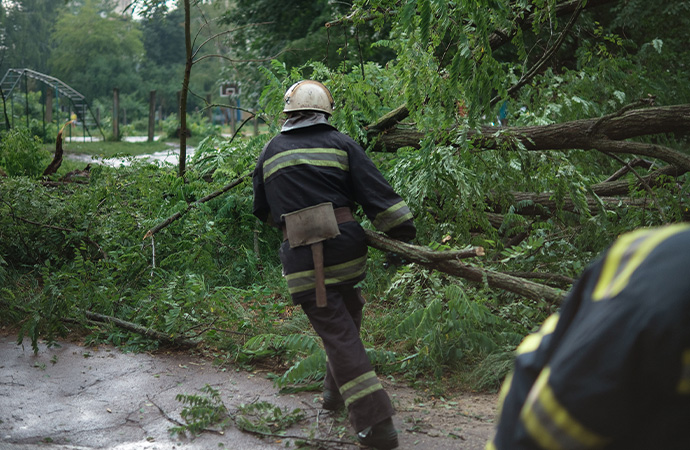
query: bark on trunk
[{"left": 369, "top": 105, "right": 690, "bottom": 169}]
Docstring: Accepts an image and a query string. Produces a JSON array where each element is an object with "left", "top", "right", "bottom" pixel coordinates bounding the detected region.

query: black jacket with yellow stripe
[
  {"left": 252, "top": 122, "right": 415, "bottom": 303},
  {"left": 488, "top": 223, "right": 690, "bottom": 450}
]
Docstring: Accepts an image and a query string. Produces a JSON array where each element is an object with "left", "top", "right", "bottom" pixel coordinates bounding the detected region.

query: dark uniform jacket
[
  {"left": 253, "top": 122, "right": 415, "bottom": 303},
  {"left": 488, "top": 223, "right": 690, "bottom": 450}
]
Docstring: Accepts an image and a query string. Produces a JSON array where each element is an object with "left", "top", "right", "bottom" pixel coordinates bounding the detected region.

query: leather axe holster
[{"left": 282, "top": 203, "right": 341, "bottom": 307}]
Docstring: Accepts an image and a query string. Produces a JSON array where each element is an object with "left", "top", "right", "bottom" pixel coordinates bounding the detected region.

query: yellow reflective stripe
[
  {"left": 263, "top": 147, "right": 347, "bottom": 167},
  {"left": 592, "top": 224, "right": 690, "bottom": 301},
  {"left": 344, "top": 382, "right": 383, "bottom": 407},
  {"left": 339, "top": 371, "right": 383, "bottom": 407},
  {"left": 284, "top": 256, "right": 367, "bottom": 294},
  {"left": 263, "top": 148, "right": 348, "bottom": 181},
  {"left": 677, "top": 349, "right": 690, "bottom": 394},
  {"left": 516, "top": 313, "right": 560, "bottom": 355},
  {"left": 340, "top": 370, "right": 376, "bottom": 392},
  {"left": 372, "top": 200, "right": 413, "bottom": 232},
  {"left": 521, "top": 368, "right": 610, "bottom": 449},
  {"left": 284, "top": 255, "right": 366, "bottom": 281},
  {"left": 485, "top": 441, "right": 497, "bottom": 450},
  {"left": 495, "top": 371, "right": 513, "bottom": 419}
]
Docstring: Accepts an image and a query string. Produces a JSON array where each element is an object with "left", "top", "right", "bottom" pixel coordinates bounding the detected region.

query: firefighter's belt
[{"left": 281, "top": 204, "right": 355, "bottom": 307}]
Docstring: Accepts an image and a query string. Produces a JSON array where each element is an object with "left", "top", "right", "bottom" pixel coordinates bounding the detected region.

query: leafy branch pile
[{"left": 170, "top": 385, "right": 307, "bottom": 440}]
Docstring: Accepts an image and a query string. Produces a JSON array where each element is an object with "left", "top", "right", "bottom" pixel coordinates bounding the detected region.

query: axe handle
[{"left": 312, "top": 242, "right": 327, "bottom": 307}]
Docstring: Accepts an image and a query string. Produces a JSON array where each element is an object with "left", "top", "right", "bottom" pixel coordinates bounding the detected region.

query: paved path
[{"left": 0, "top": 334, "right": 496, "bottom": 449}]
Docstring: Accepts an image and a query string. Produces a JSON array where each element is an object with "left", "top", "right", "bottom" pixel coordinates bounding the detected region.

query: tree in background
[
  {"left": 138, "top": 3, "right": 185, "bottom": 116},
  {"left": 218, "top": 0, "right": 395, "bottom": 109},
  {"left": 49, "top": 0, "right": 144, "bottom": 104},
  {"left": 0, "top": 0, "right": 63, "bottom": 74}
]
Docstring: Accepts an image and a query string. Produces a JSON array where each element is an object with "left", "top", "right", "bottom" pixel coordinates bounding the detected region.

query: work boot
[
  {"left": 322, "top": 389, "right": 345, "bottom": 411},
  {"left": 357, "top": 417, "right": 399, "bottom": 449}
]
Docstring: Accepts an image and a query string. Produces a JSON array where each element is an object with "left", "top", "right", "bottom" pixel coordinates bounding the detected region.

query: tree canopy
[{"left": 49, "top": 0, "right": 145, "bottom": 102}]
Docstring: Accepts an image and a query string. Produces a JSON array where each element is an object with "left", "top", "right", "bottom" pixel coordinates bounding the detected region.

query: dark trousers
[{"left": 300, "top": 285, "right": 394, "bottom": 431}]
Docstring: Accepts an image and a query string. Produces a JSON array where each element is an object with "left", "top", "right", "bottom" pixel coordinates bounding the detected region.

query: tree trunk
[
  {"left": 369, "top": 103, "right": 690, "bottom": 171},
  {"left": 178, "top": 0, "right": 192, "bottom": 178}
]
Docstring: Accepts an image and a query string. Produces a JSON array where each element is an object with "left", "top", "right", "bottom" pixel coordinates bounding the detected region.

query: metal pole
[
  {"left": 24, "top": 72, "right": 29, "bottom": 129},
  {"left": 148, "top": 90, "right": 156, "bottom": 142},
  {"left": 113, "top": 88, "right": 120, "bottom": 141},
  {"left": 42, "top": 86, "right": 46, "bottom": 138},
  {"left": 55, "top": 84, "right": 59, "bottom": 135}
]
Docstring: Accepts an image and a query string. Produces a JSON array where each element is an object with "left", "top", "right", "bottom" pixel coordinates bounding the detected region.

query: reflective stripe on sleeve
[
  {"left": 263, "top": 148, "right": 349, "bottom": 181},
  {"left": 284, "top": 255, "right": 367, "bottom": 294},
  {"left": 516, "top": 313, "right": 560, "bottom": 355},
  {"left": 339, "top": 371, "right": 383, "bottom": 408},
  {"left": 372, "top": 200, "right": 413, "bottom": 232},
  {"left": 592, "top": 224, "right": 690, "bottom": 301},
  {"left": 495, "top": 371, "right": 513, "bottom": 419},
  {"left": 677, "top": 349, "right": 690, "bottom": 394},
  {"left": 520, "top": 367, "right": 610, "bottom": 449}
]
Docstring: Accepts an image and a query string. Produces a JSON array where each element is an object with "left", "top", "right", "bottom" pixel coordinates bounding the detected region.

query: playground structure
[{"left": 0, "top": 68, "right": 105, "bottom": 141}]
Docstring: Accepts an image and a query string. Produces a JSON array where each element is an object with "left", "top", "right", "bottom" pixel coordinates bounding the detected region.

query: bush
[{"left": 0, "top": 128, "right": 50, "bottom": 177}]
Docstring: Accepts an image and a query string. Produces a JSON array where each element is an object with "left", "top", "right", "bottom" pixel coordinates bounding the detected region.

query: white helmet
[{"left": 283, "top": 80, "right": 334, "bottom": 115}]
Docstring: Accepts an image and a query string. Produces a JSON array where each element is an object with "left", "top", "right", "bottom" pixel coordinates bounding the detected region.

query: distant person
[
  {"left": 252, "top": 80, "right": 415, "bottom": 450},
  {"left": 487, "top": 223, "right": 690, "bottom": 449},
  {"left": 497, "top": 101, "right": 509, "bottom": 126}
]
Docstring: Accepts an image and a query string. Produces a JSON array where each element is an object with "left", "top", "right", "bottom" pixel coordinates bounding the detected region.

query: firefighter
[
  {"left": 487, "top": 223, "right": 690, "bottom": 450},
  {"left": 252, "top": 80, "right": 415, "bottom": 450}
]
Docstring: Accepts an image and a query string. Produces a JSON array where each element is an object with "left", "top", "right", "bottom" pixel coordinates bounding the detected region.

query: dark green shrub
[{"left": 0, "top": 128, "right": 50, "bottom": 177}]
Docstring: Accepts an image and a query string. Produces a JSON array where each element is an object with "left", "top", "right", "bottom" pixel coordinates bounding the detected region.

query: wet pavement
[
  {"left": 64, "top": 144, "right": 192, "bottom": 168},
  {"left": 0, "top": 333, "right": 496, "bottom": 450}
]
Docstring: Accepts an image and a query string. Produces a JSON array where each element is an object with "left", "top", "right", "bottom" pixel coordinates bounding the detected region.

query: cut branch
[
  {"left": 83, "top": 311, "right": 199, "bottom": 348},
  {"left": 591, "top": 164, "right": 685, "bottom": 197},
  {"left": 143, "top": 174, "right": 248, "bottom": 239},
  {"left": 364, "top": 230, "right": 564, "bottom": 304},
  {"left": 603, "top": 157, "right": 654, "bottom": 183}
]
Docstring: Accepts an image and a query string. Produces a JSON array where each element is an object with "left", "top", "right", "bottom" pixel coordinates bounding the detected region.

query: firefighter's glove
[
  {"left": 383, "top": 241, "right": 413, "bottom": 269},
  {"left": 384, "top": 252, "right": 406, "bottom": 268}
]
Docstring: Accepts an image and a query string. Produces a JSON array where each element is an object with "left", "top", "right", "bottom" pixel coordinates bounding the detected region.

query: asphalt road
[{"left": 0, "top": 333, "right": 496, "bottom": 450}]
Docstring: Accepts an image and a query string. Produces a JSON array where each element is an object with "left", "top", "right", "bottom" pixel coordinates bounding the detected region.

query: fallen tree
[
  {"left": 368, "top": 103, "right": 690, "bottom": 170},
  {"left": 143, "top": 102, "right": 688, "bottom": 304}
]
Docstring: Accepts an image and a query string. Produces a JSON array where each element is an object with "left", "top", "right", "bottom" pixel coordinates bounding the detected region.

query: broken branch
[
  {"left": 144, "top": 174, "right": 248, "bottom": 239},
  {"left": 364, "top": 229, "right": 565, "bottom": 304},
  {"left": 83, "top": 311, "right": 199, "bottom": 348}
]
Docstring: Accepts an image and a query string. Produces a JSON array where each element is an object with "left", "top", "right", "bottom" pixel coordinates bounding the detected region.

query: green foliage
[
  {"left": 161, "top": 112, "right": 221, "bottom": 140},
  {"left": 0, "top": 140, "right": 281, "bottom": 352},
  {"left": 191, "top": 133, "right": 267, "bottom": 180},
  {"left": 0, "top": 0, "right": 61, "bottom": 74},
  {"left": 239, "top": 329, "right": 398, "bottom": 393},
  {"left": 0, "top": 128, "right": 50, "bottom": 177},
  {"left": 388, "top": 280, "right": 522, "bottom": 378},
  {"left": 49, "top": 0, "right": 145, "bottom": 103},
  {"left": 170, "top": 385, "right": 305, "bottom": 438},
  {"left": 241, "top": 333, "right": 325, "bottom": 390},
  {"left": 171, "top": 385, "right": 231, "bottom": 437},
  {"left": 234, "top": 401, "right": 305, "bottom": 435}
]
